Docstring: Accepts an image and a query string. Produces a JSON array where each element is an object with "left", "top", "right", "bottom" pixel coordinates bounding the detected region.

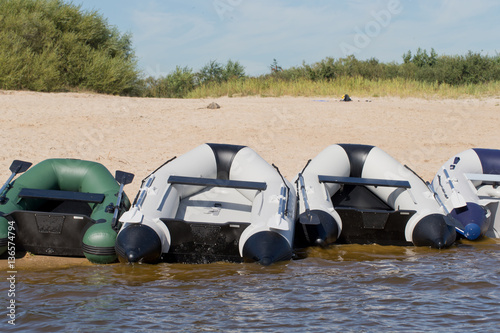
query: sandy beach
[{"left": 1, "top": 90, "right": 499, "bottom": 268}]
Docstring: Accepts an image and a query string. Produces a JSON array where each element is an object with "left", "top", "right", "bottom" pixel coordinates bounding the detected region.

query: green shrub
[
  {"left": 0, "top": 0, "right": 139, "bottom": 94},
  {"left": 143, "top": 66, "right": 195, "bottom": 98},
  {"left": 197, "top": 60, "right": 225, "bottom": 85},
  {"left": 196, "top": 59, "right": 246, "bottom": 84},
  {"left": 141, "top": 60, "right": 246, "bottom": 98},
  {"left": 223, "top": 59, "right": 246, "bottom": 81},
  {"left": 268, "top": 50, "right": 500, "bottom": 88}
]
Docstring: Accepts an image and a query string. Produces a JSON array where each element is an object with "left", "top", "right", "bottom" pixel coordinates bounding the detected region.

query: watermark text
[{"left": 6, "top": 219, "right": 16, "bottom": 326}]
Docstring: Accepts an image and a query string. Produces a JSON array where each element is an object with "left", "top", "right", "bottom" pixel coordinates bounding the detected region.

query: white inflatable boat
[
  {"left": 115, "top": 143, "right": 297, "bottom": 265},
  {"left": 294, "top": 144, "right": 456, "bottom": 249},
  {"left": 431, "top": 148, "right": 500, "bottom": 239}
]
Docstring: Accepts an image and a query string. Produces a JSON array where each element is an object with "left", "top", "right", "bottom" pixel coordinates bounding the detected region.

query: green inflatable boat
[{"left": 0, "top": 159, "right": 133, "bottom": 264}]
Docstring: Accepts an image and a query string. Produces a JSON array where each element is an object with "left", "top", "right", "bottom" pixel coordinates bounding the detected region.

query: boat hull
[
  {"left": 117, "top": 143, "right": 297, "bottom": 265},
  {"left": 0, "top": 159, "right": 130, "bottom": 263},
  {"left": 296, "top": 144, "right": 456, "bottom": 248}
]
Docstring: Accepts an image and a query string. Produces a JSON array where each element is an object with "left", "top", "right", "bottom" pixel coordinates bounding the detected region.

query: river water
[{"left": 2, "top": 239, "right": 500, "bottom": 332}]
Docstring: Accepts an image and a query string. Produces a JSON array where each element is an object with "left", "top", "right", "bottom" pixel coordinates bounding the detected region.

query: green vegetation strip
[{"left": 1, "top": 0, "right": 499, "bottom": 98}]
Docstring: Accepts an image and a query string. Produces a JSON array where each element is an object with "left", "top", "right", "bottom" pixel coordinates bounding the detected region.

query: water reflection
[{"left": 2, "top": 239, "right": 499, "bottom": 332}]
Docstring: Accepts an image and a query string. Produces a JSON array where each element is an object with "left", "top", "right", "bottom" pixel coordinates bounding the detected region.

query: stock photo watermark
[
  {"left": 57, "top": 101, "right": 133, "bottom": 164},
  {"left": 340, "top": 0, "right": 403, "bottom": 56},
  {"left": 6, "top": 219, "right": 17, "bottom": 326},
  {"left": 145, "top": 64, "right": 170, "bottom": 78},
  {"left": 213, "top": 0, "right": 243, "bottom": 21}
]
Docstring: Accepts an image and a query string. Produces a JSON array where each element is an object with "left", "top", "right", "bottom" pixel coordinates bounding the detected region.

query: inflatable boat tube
[
  {"left": 295, "top": 144, "right": 456, "bottom": 249},
  {"left": 431, "top": 148, "right": 500, "bottom": 239},
  {"left": 116, "top": 143, "right": 297, "bottom": 265},
  {"left": 0, "top": 159, "right": 131, "bottom": 263}
]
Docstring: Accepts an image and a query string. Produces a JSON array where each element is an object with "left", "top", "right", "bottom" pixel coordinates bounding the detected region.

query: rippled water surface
[{"left": 3, "top": 239, "right": 500, "bottom": 332}]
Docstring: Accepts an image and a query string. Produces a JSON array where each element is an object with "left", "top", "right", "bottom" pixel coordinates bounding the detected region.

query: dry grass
[{"left": 187, "top": 77, "right": 500, "bottom": 99}]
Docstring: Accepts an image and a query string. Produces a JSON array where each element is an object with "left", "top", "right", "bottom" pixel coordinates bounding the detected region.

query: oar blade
[
  {"left": 119, "top": 207, "right": 144, "bottom": 223},
  {"left": 115, "top": 170, "right": 134, "bottom": 185},
  {"left": 10, "top": 160, "right": 32, "bottom": 174}
]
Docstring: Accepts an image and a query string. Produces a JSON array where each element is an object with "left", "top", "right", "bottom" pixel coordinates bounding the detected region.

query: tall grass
[{"left": 186, "top": 77, "right": 500, "bottom": 99}]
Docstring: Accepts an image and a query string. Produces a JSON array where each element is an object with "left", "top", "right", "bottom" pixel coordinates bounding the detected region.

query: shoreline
[{"left": 1, "top": 91, "right": 499, "bottom": 269}]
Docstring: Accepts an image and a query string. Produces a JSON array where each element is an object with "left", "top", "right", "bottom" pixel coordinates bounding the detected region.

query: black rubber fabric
[
  {"left": 294, "top": 210, "right": 339, "bottom": 248},
  {"left": 115, "top": 224, "right": 162, "bottom": 264},
  {"left": 206, "top": 143, "right": 246, "bottom": 180},
  {"left": 242, "top": 231, "right": 292, "bottom": 265},
  {"left": 412, "top": 214, "right": 456, "bottom": 249},
  {"left": 473, "top": 148, "right": 500, "bottom": 174},
  {"left": 338, "top": 144, "right": 375, "bottom": 178}
]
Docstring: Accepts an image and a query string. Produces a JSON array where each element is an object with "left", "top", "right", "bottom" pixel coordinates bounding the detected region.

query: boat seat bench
[
  {"left": 318, "top": 175, "right": 411, "bottom": 188},
  {"left": 18, "top": 188, "right": 105, "bottom": 204},
  {"left": 168, "top": 175, "right": 267, "bottom": 191},
  {"left": 465, "top": 173, "right": 500, "bottom": 186}
]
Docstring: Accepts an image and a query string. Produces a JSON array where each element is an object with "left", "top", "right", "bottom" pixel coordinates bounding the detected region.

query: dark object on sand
[
  {"left": 341, "top": 94, "right": 352, "bottom": 102},
  {"left": 207, "top": 102, "right": 221, "bottom": 109}
]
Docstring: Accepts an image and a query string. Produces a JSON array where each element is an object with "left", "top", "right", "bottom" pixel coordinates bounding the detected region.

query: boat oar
[
  {"left": 111, "top": 170, "right": 134, "bottom": 231},
  {"left": 298, "top": 173, "right": 320, "bottom": 225},
  {"left": 442, "top": 169, "right": 467, "bottom": 209},
  {"left": 0, "top": 160, "right": 32, "bottom": 203}
]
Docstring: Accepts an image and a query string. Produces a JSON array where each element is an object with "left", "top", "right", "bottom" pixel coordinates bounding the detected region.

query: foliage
[
  {"left": 224, "top": 59, "right": 246, "bottom": 80},
  {"left": 142, "top": 66, "right": 195, "bottom": 98},
  {"left": 263, "top": 49, "right": 500, "bottom": 89},
  {"left": 196, "top": 59, "right": 245, "bottom": 84},
  {"left": 141, "top": 60, "right": 245, "bottom": 98},
  {"left": 0, "top": 0, "right": 140, "bottom": 94},
  {"left": 270, "top": 59, "right": 283, "bottom": 73},
  {"left": 403, "top": 48, "right": 438, "bottom": 67},
  {"left": 186, "top": 76, "right": 500, "bottom": 99},
  {"left": 142, "top": 50, "right": 500, "bottom": 98}
]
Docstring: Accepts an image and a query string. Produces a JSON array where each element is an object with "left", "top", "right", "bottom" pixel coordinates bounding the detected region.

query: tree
[
  {"left": 197, "top": 59, "right": 246, "bottom": 84},
  {"left": 0, "top": 0, "right": 140, "bottom": 94}
]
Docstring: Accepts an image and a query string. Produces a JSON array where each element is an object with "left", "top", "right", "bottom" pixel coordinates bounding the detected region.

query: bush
[
  {"left": 223, "top": 59, "right": 246, "bottom": 81},
  {"left": 141, "top": 60, "right": 246, "bottom": 98},
  {"left": 400, "top": 48, "right": 500, "bottom": 85},
  {"left": 270, "top": 50, "right": 500, "bottom": 87},
  {"left": 196, "top": 59, "right": 246, "bottom": 84},
  {"left": 142, "top": 66, "right": 195, "bottom": 98},
  {"left": 0, "top": 0, "right": 140, "bottom": 94}
]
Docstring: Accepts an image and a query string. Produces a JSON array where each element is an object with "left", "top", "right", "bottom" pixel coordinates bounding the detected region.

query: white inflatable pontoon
[
  {"left": 115, "top": 143, "right": 297, "bottom": 265},
  {"left": 294, "top": 144, "right": 456, "bottom": 249},
  {"left": 431, "top": 148, "right": 500, "bottom": 239}
]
